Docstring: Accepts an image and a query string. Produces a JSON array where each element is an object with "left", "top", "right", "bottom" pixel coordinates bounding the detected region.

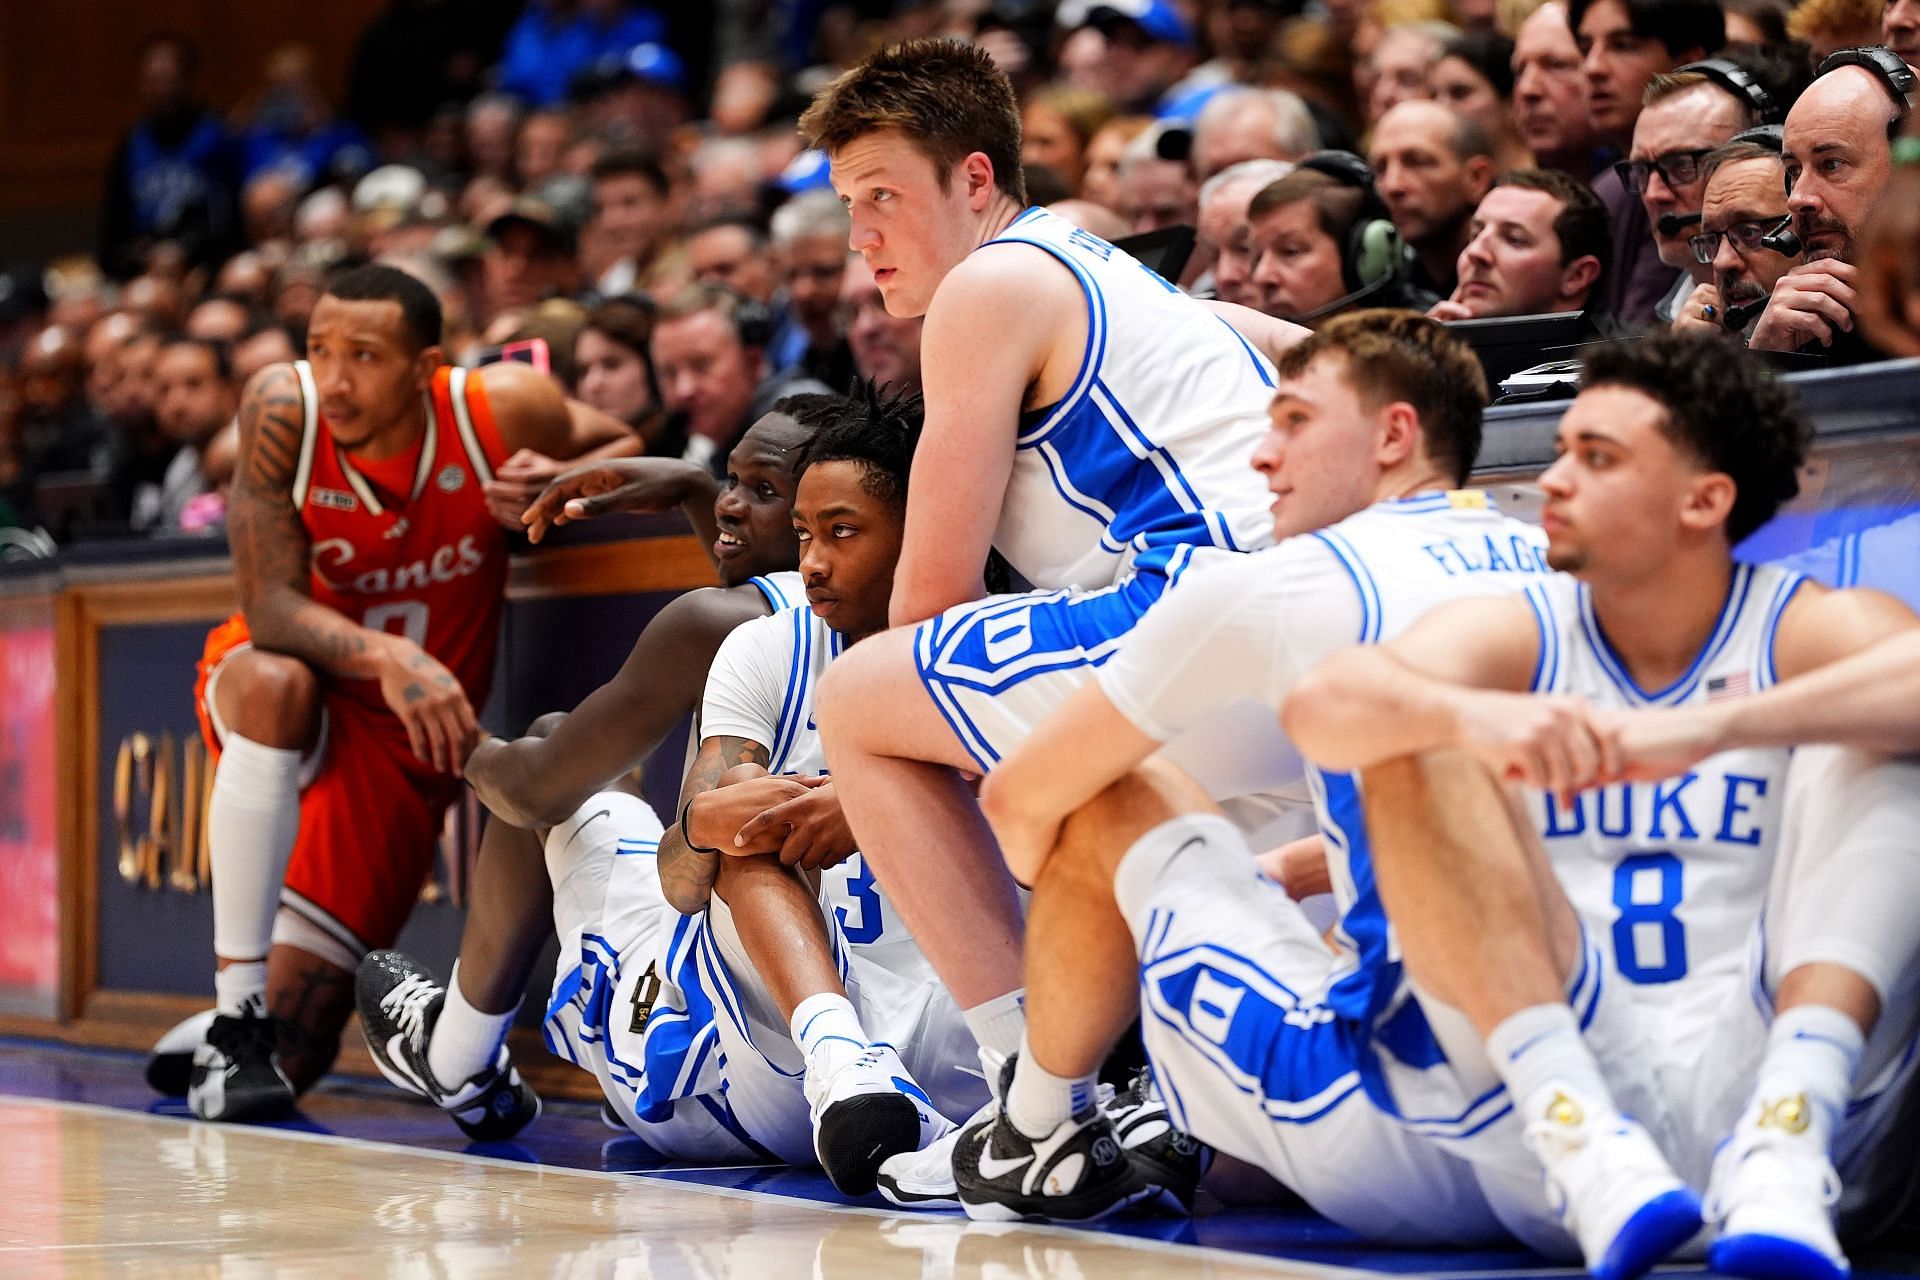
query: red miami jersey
[{"left": 212, "top": 361, "right": 513, "bottom": 718}]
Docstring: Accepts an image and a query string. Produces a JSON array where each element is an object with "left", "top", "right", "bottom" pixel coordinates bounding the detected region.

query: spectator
[
  {"left": 1624, "top": 73, "right": 1756, "bottom": 324},
  {"left": 686, "top": 137, "right": 765, "bottom": 223},
  {"left": 1571, "top": 0, "right": 1723, "bottom": 325},
  {"left": 1751, "top": 53, "right": 1905, "bottom": 362},
  {"left": 517, "top": 110, "right": 575, "bottom": 189},
  {"left": 496, "top": 0, "right": 665, "bottom": 109},
  {"left": 235, "top": 44, "right": 374, "bottom": 191},
  {"left": 840, "top": 256, "right": 924, "bottom": 396},
  {"left": 465, "top": 94, "right": 524, "bottom": 186},
  {"left": 1247, "top": 160, "right": 1440, "bottom": 325},
  {"left": 684, "top": 216, "right": 776, "bottom": 302},
  {"left": 583, "top": 42, "right": 690, "bottom": 153},
  {"left": 1118, "top": 125, "right": 1210, "bottom": 287},
  {"left": 768, "top": 194, "right": 854, "bottom": 388},
  {"left": 1369, "top": 101, "right": 1497, "bottom": 297},
  {"left": 1788, "top": 0, "right": 1888, "bottom": 65},
  {"left": 589, "top": 149, "right": 672, "bottom": 297},
  {"left": 99, "top": 34, "right": 240, "bottom": 279},
  {"left": 1055, "top": 0, "right": 1199, "bottom": 114},
  {"left": 1367, "top": 22, "right": 1459, "bottom": 125},
  {"left": 1021, "top": 87, "right": 1118, "bottom": 195},
  {"left": 213, "top": 252, "right": 274, "bottom": 309},
  {"left": 1081, "top": 116, "right": 1155, "bottom": 213},
  {"left": 1887, "top": 0, "right": 1920, "bottom": 70},
  {"left": 1671, "top": 140, "right": 1794, "bottom": 339},
  {"left": 139, "top": 335, "right": 237, "bottom": 532},
  {"left": 1511, "top": 2, "right": 1602, "bottom": 176},
  {"left": 185, "top": 297, "right": 251, "bottom": 344},
  {"left": 1047, "top": 199, "right": 1136, "bottom": 240},
  {"left": 649, "top": 284, "right": 828, "bottom": 474},
  {"left": 1198, "top": 0, "right": 1296, "bottom": 86},
  {"left": 1190, "top": 88, "right": 1320, "bottom": 182},
  {"left": 1723, "top": 0, "right": 1792, "bottom": 45},
  {"left": 231, "top": 322, "right": 299, "bottom": 388},
  {"left": 1431, "top": 169, "right": 1608, "bottom": 318},
  {"left": 481, "top": 198, "right": 579, "bottom": 323},
  {"left": 1197, "top": 158, "right": 1296, "bottom": 307},
  {"left": 1572, "top": 0, "right": 1724, "bottom": 144},
  {"left": 14, "top": 326, "right": 110, "bottom": 495},
  {"left": 574, "top": 295, "right": 672, "bottom": 453},
  {"left": 1433, "top": 31, "right": 1533, "bottom": 173}
]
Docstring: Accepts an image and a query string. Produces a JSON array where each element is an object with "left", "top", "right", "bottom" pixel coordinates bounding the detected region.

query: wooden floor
[{"left": 0, "top": 1096, "right": 1349, "bottom": 1279}]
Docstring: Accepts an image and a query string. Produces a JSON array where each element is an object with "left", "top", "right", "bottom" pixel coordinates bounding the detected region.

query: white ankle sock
[
  {"left": 1005, "top": 1029, "right": 1098, "bottom": 1138},
  {"left": 1746, "top": 1005, "right": 1863, "bottom": 1151},
  {"left": 214, "top": 962, "right": 268, "bottom": 1019},
  {"left": 208, "top": 733, "right": 303, "bottom": 1013},
  {"left": 427, "top": 961, "right": 518, "bottom": 1088},
  {"left": 1487, "top": 1002, "right": 1618, "bottom": 1124},
  {"left": 792, "top": 992, "right": 870, "bottom": 1073},
  {"left": 963, "top": 988, "right": 1027, "bottom": 1060}
]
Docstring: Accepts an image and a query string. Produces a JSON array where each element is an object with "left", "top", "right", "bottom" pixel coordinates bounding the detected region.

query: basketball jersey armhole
[
  {"left": 443, "top": 366, "right": 509, "bottom": 484},
  {"left": 290, "top": 362, "right": 321, "bottom": 508}
]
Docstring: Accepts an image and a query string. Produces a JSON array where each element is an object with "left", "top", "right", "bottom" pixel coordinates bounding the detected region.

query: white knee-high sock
[{"left": 209, "top": 733, "right": 303, "bottom": 1015}]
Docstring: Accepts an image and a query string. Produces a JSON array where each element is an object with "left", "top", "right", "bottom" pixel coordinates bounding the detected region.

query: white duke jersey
[
  {"left": 982, "top": 207, "right": 1279, "bottom": 590},
  {"left": 1098, "top": 492, "right": 1555, "bottom": 1025},
  {"left": 1522, "top": 563, "right": 1807, "bottom": 1035},
  {"left": 700, "top": 605, "right": 915, "bottom": 964}
]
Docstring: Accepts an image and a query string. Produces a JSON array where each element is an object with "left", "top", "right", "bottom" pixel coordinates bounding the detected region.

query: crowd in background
[{"left": 4, "top": 0, "right": 1920, "bottom": 550}]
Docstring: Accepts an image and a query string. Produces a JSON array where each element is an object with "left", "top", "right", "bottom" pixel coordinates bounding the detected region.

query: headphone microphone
[
  {"left": 1656, "top": 212, "right": 1703, "bottom": 238},
  {"left": 1759, "top": 215, "right": 1802, "bottom": 257},
  {"left": 1282, "top": 274, "right": 1399, "bottom": 325}
]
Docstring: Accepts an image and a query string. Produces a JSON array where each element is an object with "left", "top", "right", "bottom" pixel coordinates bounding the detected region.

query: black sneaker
[
  {"left": 953, "top": 1057, "right": 1153, "bottom": 1223},
  {"left": 1110, "top": 1067, "right": 1211, "bottom": 1213},
  {"left": 188, "top": 1006, "right": 296, "bottom": 1123},
  {"left": 355, "top": 950, "right": 541, "bottom": 1141}
]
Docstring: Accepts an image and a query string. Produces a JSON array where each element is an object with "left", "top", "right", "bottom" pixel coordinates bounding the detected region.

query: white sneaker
[
  {"left": 806, "top": 1044, "right": 953, "bottom": 1197},
  {"left": 878, "top": 1116, "right": 974, "bottom": 1209},
  {"left": 1525, "top": 1090, "right": 1703, "bottom": 1280},
  {"left": 1706, "top": 1098, "right": 1849, "bottom": 1280}
]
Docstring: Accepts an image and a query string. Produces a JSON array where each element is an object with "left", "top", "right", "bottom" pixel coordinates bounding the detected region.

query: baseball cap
[
  {"left": 486, "top": 196, "right": 577, "bottom": 254},
  {"left": 1056, "top": 0, "right": 1194, "bottom": 47}
]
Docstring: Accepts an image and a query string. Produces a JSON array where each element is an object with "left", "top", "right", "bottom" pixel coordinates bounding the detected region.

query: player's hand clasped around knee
[
  {"left": 376, "top": 640, "right": 481, "bottom": 777},
  {"left": 734, "top": 776, "right": 858, "bottom": 869},
  {"left": 1457, "top": 690, "right": 1622, "bottom": 800}
]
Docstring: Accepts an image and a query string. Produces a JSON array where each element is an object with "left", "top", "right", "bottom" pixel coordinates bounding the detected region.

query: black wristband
[{"left": 680, "top": 795, "right": 724, "bottom": 854}]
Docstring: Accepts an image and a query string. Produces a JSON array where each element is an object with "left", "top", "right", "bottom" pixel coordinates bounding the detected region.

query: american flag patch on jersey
[{"left": 1707, "top": 671, "right": 1751, "bottom": 701}]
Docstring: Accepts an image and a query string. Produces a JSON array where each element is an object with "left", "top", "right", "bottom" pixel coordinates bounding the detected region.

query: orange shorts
[{"left": 196, "top": 615, "right": 461, "bottom": 955}]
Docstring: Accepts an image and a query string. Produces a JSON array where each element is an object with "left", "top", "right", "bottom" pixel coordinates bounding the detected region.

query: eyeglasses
[
  {"left": 1613, "top": 148, "right": 1715, "bottom": 195},
  {"left": 1687, "top": 218, "right": 1787, "bottom": 264}
]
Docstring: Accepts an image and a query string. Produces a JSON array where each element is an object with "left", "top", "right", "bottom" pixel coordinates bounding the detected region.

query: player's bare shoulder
[{"left": 924, "top": 240, "right": 1087, "bottom": 410}]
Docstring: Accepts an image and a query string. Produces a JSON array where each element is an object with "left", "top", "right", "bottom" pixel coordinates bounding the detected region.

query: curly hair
[
  {"left": 794, "top": 378, "right": 925, "bottom": 509},
  {"left": 1579, "top": 331, "right": 1810, "bottom": 543}
]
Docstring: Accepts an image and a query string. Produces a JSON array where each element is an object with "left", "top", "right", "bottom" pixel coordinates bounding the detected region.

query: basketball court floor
[{"left": 3, "top": 1037, "right": 1916, "bottom": 1279}]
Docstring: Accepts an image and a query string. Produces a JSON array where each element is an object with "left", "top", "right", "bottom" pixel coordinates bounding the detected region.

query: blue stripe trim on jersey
[
  {"left": 1034, "top": 433, "right": 1127, "bottom": 550},
  {"left": 1214, "top": 315, "right": 1276, "bottom": 388},
  {"left": 1842, "top": 531, "right": 1862, "bottom": 588},
  {"left": 1522, "top": 584, "right": 1558, "bottom": 692},
  {"left": 1092, "top": 378, "right": 1212, "bottom": 530},
  {"left": 769, "top": 606, "right": 810, "bottom": 771},
  {"left": 1759, "top": 571, "right": 1808, "bottom": 691},
  {"left": 1577, "top": 563, "right": 1753, "bottom": 706},
  {"left": 748, "top": 574, "right": 792, "bottom": 612},
  {"left": 983, "top": 229, "right": 1107, "bottom": 449},
  {"left": 695, "top": 1093, "right": 776, "bottom": 1160},
  {"left": 1311, "top": 531, "right": 1381, "bottom": 643}
]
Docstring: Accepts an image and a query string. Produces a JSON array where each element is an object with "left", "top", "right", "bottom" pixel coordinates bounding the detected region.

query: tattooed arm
[{"left": 227, "top": 363, "right": 481, "bottom": 775}]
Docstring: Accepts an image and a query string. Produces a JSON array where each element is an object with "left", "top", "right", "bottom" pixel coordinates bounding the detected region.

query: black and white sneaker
[
  {"left": 1109, "top": 1067, "right": 1211, "bottom": 1214},
  {"left": 188, "top": 1005, "right": 296, "bottom": 1123},
  {"left": 355, "top": 950, "right": 540, "bottom": 1141},
  {"left": 148, "top": 1008, "right": 217, "bottom": 1098},
  {"left": 953, "top": 1065, "right": 1154, "bottom": 1223}
]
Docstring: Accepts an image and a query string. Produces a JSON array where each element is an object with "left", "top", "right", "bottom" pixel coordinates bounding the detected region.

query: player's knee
[
  {"left": 814, "top": 634, "right": 897, "bottom": 745},
  {"left": 711, "top": 847, "right": 787, "bottom": 904},
  {"left": 1058, "top": 759, "right": 1214, "bottom": 875},
  {"left": 526, "top": 711, "right": 568, "bottom": 739},
  {"left": 219, "top": 651, "right": 323, "bottom": 748}
]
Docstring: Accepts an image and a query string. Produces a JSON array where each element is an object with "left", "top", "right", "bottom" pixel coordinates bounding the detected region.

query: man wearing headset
[
  {"left": 1749, "top": 48, "right": 1909, "bottom": 363},
  {"left": 648, "top": 282, "right": 832, "bottom": 474},
  {"left": 1670, "top": 137, "right": 1798, "bottom": 340},
  {"left": 1248, "top": 153, "right": 1441, "bottom": 328}
]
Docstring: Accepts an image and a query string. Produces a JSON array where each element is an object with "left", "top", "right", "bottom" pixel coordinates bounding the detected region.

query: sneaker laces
[
  {"left": 378, "top": 973, "right": 439, "bottom": 1048},
  {"left": 1705, "top": 1130, "right": 1842, "bottom": 1225}
]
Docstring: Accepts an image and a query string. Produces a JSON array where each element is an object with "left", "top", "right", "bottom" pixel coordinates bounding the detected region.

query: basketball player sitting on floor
[
  {"left": 351, "top": 395, "right": 839, "bottom": 1147},
  {"left": 1285, "top": 331, "right": 1920, "bottom": 1280}
]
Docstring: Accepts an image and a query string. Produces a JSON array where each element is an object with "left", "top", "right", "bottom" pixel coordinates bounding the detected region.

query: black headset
[
  {"left": 1288, "top": 151, "right": 1404, "bottom": 319},
  {"left": 1816, "top": 46, "right": 1917, "bottom": 137},
  {"left": 1675, "top": 58, "right": 1782, "bottom": 126}
]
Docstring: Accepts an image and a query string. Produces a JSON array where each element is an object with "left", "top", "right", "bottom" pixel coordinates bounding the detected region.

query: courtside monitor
[
  {"left": 1113, "top": 225, "right": 1196, "bottom": 286},
  {"left": 1444, "top": 311, "right": 1597, "bottom": 388}
]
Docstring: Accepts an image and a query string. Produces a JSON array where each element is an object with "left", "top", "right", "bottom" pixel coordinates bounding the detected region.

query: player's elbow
[{"left": 1281, "top": 656, "right": 1369, "bottom": 768}]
